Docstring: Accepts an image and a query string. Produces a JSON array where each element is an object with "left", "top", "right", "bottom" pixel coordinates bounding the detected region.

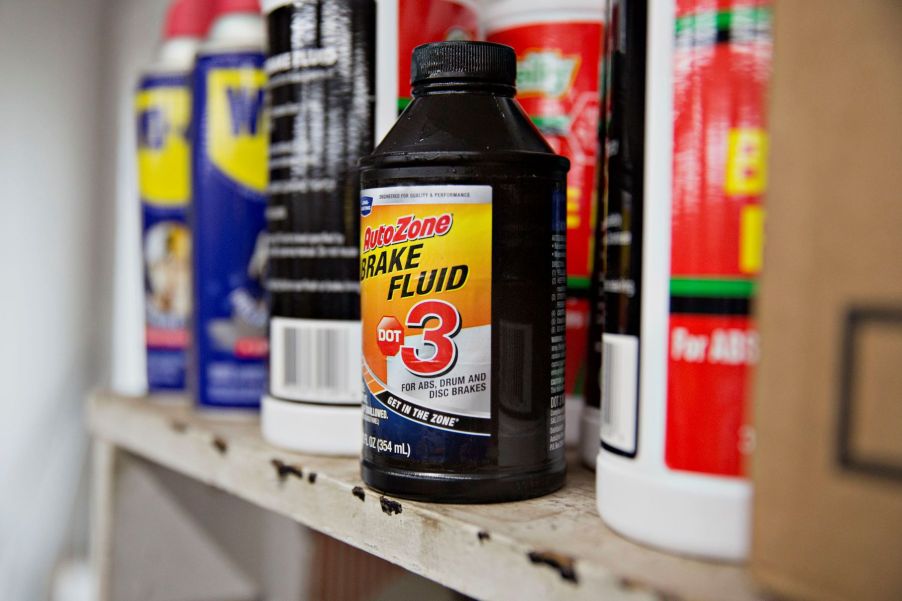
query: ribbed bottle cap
[{"left": 411, "top": 41, "right": 516, "bottom": 88}]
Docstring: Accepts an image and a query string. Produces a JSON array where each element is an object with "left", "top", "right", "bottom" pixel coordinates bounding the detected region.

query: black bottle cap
[{"left": 411, "top": 41, "right": 516, "bottom": 88}]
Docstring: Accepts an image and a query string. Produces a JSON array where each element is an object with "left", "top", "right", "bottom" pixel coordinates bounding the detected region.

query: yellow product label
[
  {"left": 725, "top": 127, "right": 768, "bottom": 197},
  {"left": 206, "top": 68, "right": 268, "bottom": 192},
  {"left": 361, "top": 185, "right": 493, "bottom": 431},
  {"left": 566, "top": 185, "right": 581, "bottom": 229},
  {"left": 136, "top": 83, "right": 191, "bottom": 205},
  {"left": 739, "top": 204, "right": 765, "bottom": 274}
]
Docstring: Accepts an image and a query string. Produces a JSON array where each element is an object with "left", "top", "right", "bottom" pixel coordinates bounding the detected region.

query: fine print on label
[
  {"left": 549, "top": 217, "right": 567, "bottom": 452},
  {"left": 361, "top": 185, "right": 492, "bottom": 455}
]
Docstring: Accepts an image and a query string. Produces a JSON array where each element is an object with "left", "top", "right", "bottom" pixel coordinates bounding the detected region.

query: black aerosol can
[
  {"left": 359, "top": 41, "right": 569, "bottom": 502},
  {"left": 262, "top": 0, "right": 376, "bottom": 455}
]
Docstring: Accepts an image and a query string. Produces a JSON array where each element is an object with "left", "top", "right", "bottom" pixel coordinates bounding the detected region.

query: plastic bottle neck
[
  {"left": 411, "top": 81, "right": 516, "bottom": 98},
  {"left": 205, "top": 13, "right": 265, "bottom": 49}
]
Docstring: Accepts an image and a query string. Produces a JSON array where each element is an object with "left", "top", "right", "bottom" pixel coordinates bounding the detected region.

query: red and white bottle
[{"left": 596, "top": 0, "right": 771, "bottom": 561}]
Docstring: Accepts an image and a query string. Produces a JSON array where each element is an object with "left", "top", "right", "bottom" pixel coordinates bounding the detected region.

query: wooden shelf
[{"left": 88, "top": 392, "right": 764, "bottom": 601}]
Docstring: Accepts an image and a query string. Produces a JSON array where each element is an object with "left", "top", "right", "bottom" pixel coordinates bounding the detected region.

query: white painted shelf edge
[{"left": 87, "top": 392, "right": 765, "bottom": 601}]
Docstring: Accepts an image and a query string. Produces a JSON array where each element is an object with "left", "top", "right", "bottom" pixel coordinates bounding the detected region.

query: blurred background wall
[{"left": 0, "top": 0, "right": 168, "bottom": 598}]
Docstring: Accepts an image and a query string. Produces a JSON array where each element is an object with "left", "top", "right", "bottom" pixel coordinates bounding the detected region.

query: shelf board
[{"left": 88, "top": 392, "right": 764, "bottom": 601}]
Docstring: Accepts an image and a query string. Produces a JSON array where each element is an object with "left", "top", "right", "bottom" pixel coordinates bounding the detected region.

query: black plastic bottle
[{"left": 359, "top": 41, "right": 569, "bottom": 503}]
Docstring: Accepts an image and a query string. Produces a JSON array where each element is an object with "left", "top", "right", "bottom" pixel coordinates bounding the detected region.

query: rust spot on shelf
[
  {"left": 528, "top": 550, "right": 578, "bottom": 584},
  {"left": 170, "top": 420, "right": 188, "bottom": 433},
  {"left": 379, "top": 496, "right": 402, "bottom": 515},
  {"left": 307, "top": 472, "right": 317, "bottom": 483},
  {"left": 617, "top": 576, "right": 669, "bottom": 598},
  {"left": 477, "top": 530, "right": 490, "bottom": 543},
  {"left": 270, "top": 459, "right": 303, "bottom": 481},
  {"left": 212, "top": 436, "right": 228, "bottom": 455},
  {"left": 352, "top": 486, "right": 366, "bottom": 501},
  {"left": 619, "top": 577, "right": 642, "bottom": 590}
]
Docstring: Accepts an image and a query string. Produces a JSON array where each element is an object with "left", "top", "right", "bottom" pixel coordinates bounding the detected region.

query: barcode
[
  {"left": 600, "top": 334, "right": 639, "bottom": 455},
  {"left": 270, "top": 317, "right": 362, "bottom": 404}
]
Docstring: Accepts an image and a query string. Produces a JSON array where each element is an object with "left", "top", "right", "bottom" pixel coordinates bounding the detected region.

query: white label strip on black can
[
  {"left": 600, "top": 333, "right": 638, "bottom": 456},
  {"left": 269, "top": 317, "right": 363, "bottom": 405}
]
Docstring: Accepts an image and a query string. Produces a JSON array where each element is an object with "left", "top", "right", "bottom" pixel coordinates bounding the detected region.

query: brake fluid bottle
[
  {"left": 596, "top": 0, "right": 770, "bottom": 560},
  {"left": 191, "top": 0, "right": 269, "bottom": 413},
  {"left": 360, "top": 41, "right": 569, "bottom": 503},
  {"left": 137, "top": 0, "right": 212, "bottom": 393}
]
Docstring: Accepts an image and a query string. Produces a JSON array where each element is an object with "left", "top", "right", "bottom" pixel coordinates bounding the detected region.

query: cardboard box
[{"left": 751, "top": 1, "right": 902, "bottom": 600}]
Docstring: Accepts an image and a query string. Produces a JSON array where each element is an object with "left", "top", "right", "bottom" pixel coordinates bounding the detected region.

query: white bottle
[{"left": 596, "top": 0, "right": 769, "bottom": 561}]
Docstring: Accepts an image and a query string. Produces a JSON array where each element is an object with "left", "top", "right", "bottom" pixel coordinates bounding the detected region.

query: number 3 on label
[{"left": 401, "top": 300, "right": 461, "bottom": 377}]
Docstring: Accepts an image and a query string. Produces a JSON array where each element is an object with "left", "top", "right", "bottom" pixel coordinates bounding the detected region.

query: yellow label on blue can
[
  {"left": 136, "top": 75, "right": 192, "bottom": 206},
  {"left": 206, "top": 68, "right": 268, "bottom": 192}
]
